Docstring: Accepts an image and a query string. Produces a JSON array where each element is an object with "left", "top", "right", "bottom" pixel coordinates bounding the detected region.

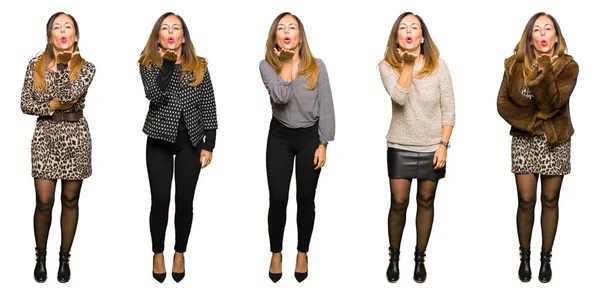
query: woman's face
[
  {"left": 158, "top": 15, "right": 185, "bottom": 51},
  {"left": 531, "top": 15, "right": 557, "bottom": 56},
  {"left": 396, "top": 14, "right": 423, "bottom": 53},
  {"left": 50, "top": 14, "right": 77, "bottom": 52},
  {"left": 275, "top": 15, "right": 300, "bottom": 51}
]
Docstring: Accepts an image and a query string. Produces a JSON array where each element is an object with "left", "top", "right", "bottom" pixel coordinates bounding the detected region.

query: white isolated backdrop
[{"left": 0, "top": 0, "right": 596, "bottom": 294}]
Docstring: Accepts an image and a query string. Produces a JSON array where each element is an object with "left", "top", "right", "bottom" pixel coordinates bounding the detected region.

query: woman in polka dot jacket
[{"left": 138, "top": 12, "right": 218, "bottom": 283}]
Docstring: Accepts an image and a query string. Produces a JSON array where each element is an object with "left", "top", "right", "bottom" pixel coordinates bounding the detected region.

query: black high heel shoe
[
  {"left": 268, "top": 253, "right": 282, "bottom": 283},
  {"left": 386, "top": 247, "right": 400, "bottom": 283},
  {"left": 539, "top": 249, "right": 552, "bottom": 283},
  {"left": 294, "top": 253, "right": 308, "bottom": 283},
  {"left": 172, "top": 252, "right": 185, "bottom": 283},
  {"left": 152, "top": 253, "right": 166, "bottom": 283},
  {"left": 413, "top": 247, "right": 427, "bottom": 283},
  {"left": 34, "top": 247, "right": 47, "bottom": 283},
  {"left": 518, "top": 247, "right": 532, "bottom": 282},
  {"left": 57, "top": 248, "right": 71, "bottom": 283}
]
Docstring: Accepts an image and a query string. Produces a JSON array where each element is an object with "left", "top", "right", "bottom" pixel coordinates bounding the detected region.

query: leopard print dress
[
  {"left": 510, "top": 87, "right": 571, "bottom": 175},
  {"left": 20, "top": 56, "right": 96, "bottom": 180}
]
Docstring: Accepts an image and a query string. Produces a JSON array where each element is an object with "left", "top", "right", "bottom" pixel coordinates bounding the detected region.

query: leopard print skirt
[
  {"left": 30, "top": 117, "right": 92, "bottom": 180},
  {"left": 511, "top": 134, "right": 570, "bottom": 175}
]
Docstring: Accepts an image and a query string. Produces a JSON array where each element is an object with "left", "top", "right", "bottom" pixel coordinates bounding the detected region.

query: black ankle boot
[
  {"left": 33, "top": 247, "right": 47, "bottom": 283},
  {"left": 57, "top": 248, "right": 71, "bottom": 283},
  {"left": 539, "top": 249, "right": 552, "bottom": 283},
  {"left": 413, "top": 247, "right": 427, "bottom": 283},
  {"left": 386, "top": 247, "right": 400, "bottom": 283},
  {"left": 518, "top": 247, "right": 532, "bottom": 282}
]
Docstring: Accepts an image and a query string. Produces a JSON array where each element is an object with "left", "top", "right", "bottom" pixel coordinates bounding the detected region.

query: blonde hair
[
  {"left": 264, "top": 12, "right": 319, "bottom": 90},
  {"left": 381, "top": 12, "right": 439, "bottom": 78},
  {"left": 138, "top": 12, "right": 206, "bottom": 87}
]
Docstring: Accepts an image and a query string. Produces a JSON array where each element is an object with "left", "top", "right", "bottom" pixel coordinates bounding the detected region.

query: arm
[
  {"left": 20, "top": 58, "right": 53, "bottom": 116},
  {"left": 55, "top": 62, "right": 96, "bottom": 103},
  {"left": 317, "top": 61, "right": 335, "bottom": 142},
  {"left": 497, "top": 70, "right": 538, "bottom": 132},
  {"left": 528, "top": 59, "right": 579, "bottom": 112},
  {"left": 139, "top": 62, "right": 170, "bottom": 103},
  {"left": 199, "top": 69, "right": 218, "bottom": 152},
  {"left": 438, "top": 60, "right": 456, "bottom": 127},
  {"left": 259, "top": 60, "right": 294, "bottom": 104},
  {"left": 379, "top": 62, "right": 411, "bottom": 106}
]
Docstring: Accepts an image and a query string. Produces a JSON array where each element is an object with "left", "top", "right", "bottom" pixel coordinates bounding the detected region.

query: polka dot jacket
[{"left": 139, "top": 59, "right": 218, "bottom": 151}]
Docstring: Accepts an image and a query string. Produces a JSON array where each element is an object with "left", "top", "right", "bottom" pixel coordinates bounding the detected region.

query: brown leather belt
[{"left": 39, "top": 111, "right": 84, "bottom": 122}]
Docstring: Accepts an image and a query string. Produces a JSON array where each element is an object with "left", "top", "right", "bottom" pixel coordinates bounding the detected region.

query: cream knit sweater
[{"left": 379, "top": 59, "right": 455, "bottom": 147}]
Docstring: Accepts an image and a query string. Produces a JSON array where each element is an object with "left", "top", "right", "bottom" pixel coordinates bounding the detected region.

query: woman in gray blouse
[
  {"left": 259, "top": 12, "right": 335, "bottom": 283},
  {"left": 378, "top": 12, "right": 455, "bottom": 284}
]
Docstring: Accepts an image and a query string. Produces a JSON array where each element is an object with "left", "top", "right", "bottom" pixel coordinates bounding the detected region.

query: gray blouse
[{"left": 259, "top": 58, "right": 335, "bottom": 142}]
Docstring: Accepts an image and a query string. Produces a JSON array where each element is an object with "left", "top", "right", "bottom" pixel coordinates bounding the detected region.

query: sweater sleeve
[
  {"left": 528, "top": 59, "right": 579, "bottom": 112},
  {"left": 259, "top": 59, "right": 294, "bottom": 104},
  {"left": 438, "top": 59, "right": 456, "bottom": 126},
  {"left": 497, "top": 70, "right": 538, "bottom": 132},
  {"left": 316, "top": 60, "right": 335, "bottom": 142},
  {"left": 20, "top": 57, "right": 53, "bottom": 116},
  {"left": 140, "top": 62, "right": 170, "bottom": 103},
  {"left": 54, "top": 61, "right": 96, "bottom": 103},
  {"left": 379, "top": 61, "right": 411, "bottom": 106}
]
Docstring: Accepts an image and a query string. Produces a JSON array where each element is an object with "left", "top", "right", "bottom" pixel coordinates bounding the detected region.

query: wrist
[
  {"left": 439, "top": 140, "right": 450, "bottom": 148},
  {"left": 319, "top": 141, "right": 328, "bottom": 148}
]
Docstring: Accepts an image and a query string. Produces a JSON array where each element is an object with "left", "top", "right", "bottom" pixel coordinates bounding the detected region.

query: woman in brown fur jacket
[{"left": 497, "top": 12, "right": 578, "bottom": 284}]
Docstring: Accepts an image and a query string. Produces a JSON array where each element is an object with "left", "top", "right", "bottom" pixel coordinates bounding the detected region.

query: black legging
[
  {"left": 266, "top": 118, "right": 321, "bottom": 253},
  {"left": 147, "top": 130, "right": 202, "bottom": 253}
]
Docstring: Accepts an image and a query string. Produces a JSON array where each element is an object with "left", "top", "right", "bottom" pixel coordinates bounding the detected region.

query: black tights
[
  {"left": 387, "top": 178, "right": 438, "bottom": 251},
  {"left": 33, "top": 179, "right": 83, "bottom": 252},
  {"left": 515, "top": 174, "right": 563, "bottom": 251}
]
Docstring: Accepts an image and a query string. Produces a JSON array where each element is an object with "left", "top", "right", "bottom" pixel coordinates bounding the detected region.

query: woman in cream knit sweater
[{"left": 378, "top": 12, "right": 455, "bottom": 284}]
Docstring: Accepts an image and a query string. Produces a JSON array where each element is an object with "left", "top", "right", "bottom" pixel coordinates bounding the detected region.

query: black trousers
[
  {"left": 266, "top": 118, "right": 321, "bottom": 253},
  {"left": 147, "top": 130, "right": 201, "bottom": 253}
]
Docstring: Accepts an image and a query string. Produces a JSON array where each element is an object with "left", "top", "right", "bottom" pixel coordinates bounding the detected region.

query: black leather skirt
[{"left": 387, "top": 147, "right": 446, "bottom": 180}]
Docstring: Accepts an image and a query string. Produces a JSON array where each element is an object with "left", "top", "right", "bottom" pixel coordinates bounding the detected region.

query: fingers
[{"left": 200, "top": 151, "right": 212, "bottom": 168}]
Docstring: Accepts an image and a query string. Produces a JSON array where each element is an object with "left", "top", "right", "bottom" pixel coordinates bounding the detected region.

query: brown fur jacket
[{"left": 497, "top": 54, "right": 579, "bottom": 145}]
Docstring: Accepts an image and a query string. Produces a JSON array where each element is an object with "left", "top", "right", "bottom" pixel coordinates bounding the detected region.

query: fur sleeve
[{"left": 528, "top": 58, "right": 579, "bottom": 112}]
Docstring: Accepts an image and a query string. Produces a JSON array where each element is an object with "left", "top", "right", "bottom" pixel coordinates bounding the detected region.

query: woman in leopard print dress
[
  {"left": 20, "top": 12, "right": 96, "bottom": 284},
  {"left": 497, "top": 12, "right": 578, "bottom": 284}
]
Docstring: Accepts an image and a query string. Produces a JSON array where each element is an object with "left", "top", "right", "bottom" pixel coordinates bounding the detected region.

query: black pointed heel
[
  {"left": 294, "top": 253, "right": 308, "bottom": 283},
  {"left": 269, "top": 253, "right": 282, "bottom": 283},
  {"left": 152, "top": 253, "right": 166, "bottom": 283},
  {"left": 172, "top": 252, "right": 185, "bottom": 283}
]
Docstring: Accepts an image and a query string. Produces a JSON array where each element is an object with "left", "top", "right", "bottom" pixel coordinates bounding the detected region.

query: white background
[{"left": 0, "top": 0, "right": 596, "bottom": 294}]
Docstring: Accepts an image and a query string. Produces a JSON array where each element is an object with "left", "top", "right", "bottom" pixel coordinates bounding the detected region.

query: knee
[
  {"left": 36, "top": 197, "right": 54, "bottom": 214},
  {"left": 518, "top": 195, "right": 536, "bottom": 212},
  {"left": 390, "top": 197, "right": 409, "bottom": 211},
  {"left": 61, "top": 193, "right": 79, "bottom": 209},
  {"left": 416, "top": 193, "right": 435, "bottom": 209},
  {"left": 541, "top": 192, "right": 559, "bottom": 209}
]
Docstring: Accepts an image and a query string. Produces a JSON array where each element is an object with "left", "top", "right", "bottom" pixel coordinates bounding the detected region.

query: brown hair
[
  {"left": 33, "top": 12, "right": 85, "bottom": 91},
  {"left": 381, "top": 12, "right": 439, "bottom": 78},
  {"left": 138, "top": 12, "right": 206, "bottom": 87},
  {"left": 507, "top": 12, "right": 568, "bottom": 78},
  {"left": 264, "top": 12, "right": 318, "bottom": 90}
]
